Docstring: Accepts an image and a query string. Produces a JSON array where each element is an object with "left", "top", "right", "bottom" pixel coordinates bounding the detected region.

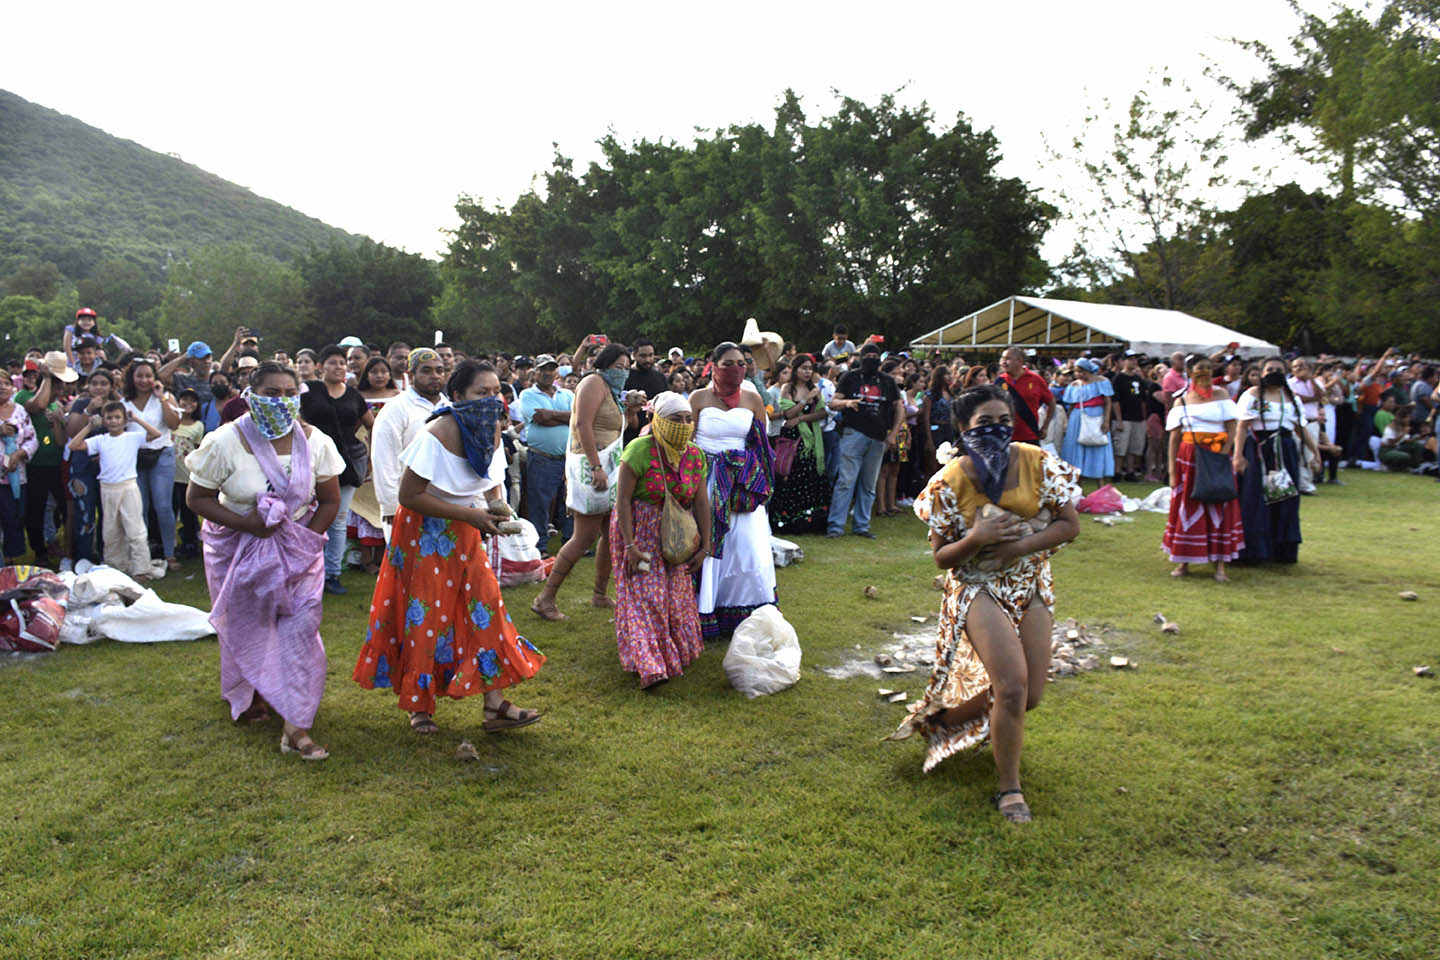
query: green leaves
[{"left": 439, "top": 90, "right": 1051, "bottom": 352}]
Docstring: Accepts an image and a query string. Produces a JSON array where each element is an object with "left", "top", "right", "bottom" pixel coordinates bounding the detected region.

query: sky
[{"left": 4, "top": 0, "right": 1325, "bottom": 265}]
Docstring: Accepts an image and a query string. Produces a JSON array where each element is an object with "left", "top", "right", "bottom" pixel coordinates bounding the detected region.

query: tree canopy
[{"left": 440, "top": 90, "right": 1052, "bottom": 353}]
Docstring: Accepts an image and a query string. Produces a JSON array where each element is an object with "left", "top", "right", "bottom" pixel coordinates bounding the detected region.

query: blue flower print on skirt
[
  {"left": 405, "top": 597, "right": 428, "bottom": 629},
  {"left": 418, "top": 516, "right": 456, "bottom": 558},
  {"left": 469, "top": 599, "right": 492, "bottom": 631},
  {"left": 476, "top": 648, "right": 502, "bottom": 684},
  {"left": 433, "top": 627, "right": 455, "bottom": 665},
  {"left": 374, "top": 654, "right": 392, "bottom": 688},
  {"left": 388, "top": 544, "right": 405, "bottom": 571}
]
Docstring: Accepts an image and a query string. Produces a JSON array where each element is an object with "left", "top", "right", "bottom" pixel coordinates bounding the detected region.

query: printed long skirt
[
  {"left": 608, "top": 500, "right": 703, "bottom": 686},
  {"left": 352, "top": 505, "right": 545, "bottom": 714},
  {"left": 1162, "top": 443, "right": 1244, "bottom": 564},
  {"left": 769, "top": 431, "right": 830, "bottom": 535},
  {"left": 1237, "top": 431, "right": 1301, "bottom": 564}
]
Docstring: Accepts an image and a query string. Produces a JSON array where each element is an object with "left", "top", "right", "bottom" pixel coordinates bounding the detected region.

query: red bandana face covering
[{"left": 712, "top": 364, "right": 746, "bottom": 407}]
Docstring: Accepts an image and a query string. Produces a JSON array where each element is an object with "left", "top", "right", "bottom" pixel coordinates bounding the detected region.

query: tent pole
[
  {"left": 1007, "top": 298, "right": 1015, "bottom": 345},
  {"left": 1046, "top": 312, "right": 1053, "bottom": 346}
]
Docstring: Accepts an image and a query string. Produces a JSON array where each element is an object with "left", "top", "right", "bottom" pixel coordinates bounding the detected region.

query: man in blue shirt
[{"left": 517, "top": 354, "right": 574, "bottom": 553}]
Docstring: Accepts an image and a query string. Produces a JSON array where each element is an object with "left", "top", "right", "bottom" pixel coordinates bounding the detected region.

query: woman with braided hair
[{"left": 353, "top": 361, "right": 545, "bottom": 736}]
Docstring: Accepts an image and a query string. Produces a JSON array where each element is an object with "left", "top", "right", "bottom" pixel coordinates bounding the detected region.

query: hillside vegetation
[{"left": 0, "top": 89, "right": 356, "bottom": 284}]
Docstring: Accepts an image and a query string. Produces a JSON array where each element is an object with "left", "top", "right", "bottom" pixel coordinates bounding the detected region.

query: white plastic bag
[
  {"left": 722, "top": 604, "right": 802, "bottom": 698},
  {"left": 1137, "top": 486, "right": 1172, "bottom": 513},
  {"left": 770, "top": 535, "right": 804, "bottom": 568},
  {"left": 489, "top": 518, "right": 549, "bottom": 586}
]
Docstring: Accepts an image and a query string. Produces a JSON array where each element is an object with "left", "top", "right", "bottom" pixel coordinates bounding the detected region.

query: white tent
[{"left": 909, "top": 296, "right": 1280, "bottom": 358}]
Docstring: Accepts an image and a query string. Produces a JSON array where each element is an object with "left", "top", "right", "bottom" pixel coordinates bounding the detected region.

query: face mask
[
  {"left": 651, "top": 416, "right": 695, "bottom": 463},
  {"left": 712, "top": 364, "right": 745, "bottom": 400},
  {"left": 960, "top": 423, "right": 1014, "bottom": 505},
  {"left": 860, "top": 355, "right": 881, "bottom": 375},
  {"left": 600, "top": 367, "right": 628, "bottom": 400},
  {"left": 248, "top": 394, "right": 300, "bottom": 440},
  {"left": 211, "top": 383, "right": 231, "bottom": 400},
  {"left": 1261, "top": 370, "right": 1286, "bottom": 389}
]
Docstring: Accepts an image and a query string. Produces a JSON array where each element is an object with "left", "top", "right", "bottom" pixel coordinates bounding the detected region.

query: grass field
[{"left": 1, "top": 471, "right": 1437, "bottom": 959}]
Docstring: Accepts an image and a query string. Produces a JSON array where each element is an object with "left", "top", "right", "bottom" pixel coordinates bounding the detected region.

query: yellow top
[
  {"left": 570, "top": 383, "right": 624, "bottom": 454},
  {"left": 943, "top": 442, "right": 1045, "bottom": 527}
]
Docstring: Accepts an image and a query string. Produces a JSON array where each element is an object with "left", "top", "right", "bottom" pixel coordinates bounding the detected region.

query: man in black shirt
[
  {"left": 825, "top": 342, "right": 903, "bottom": 539},
  {"left": 624, "top": 338, "right": 669, "bottom": 443},
  {"left": 1108, "top": 351, "right": 1149, "bottom": 481}
]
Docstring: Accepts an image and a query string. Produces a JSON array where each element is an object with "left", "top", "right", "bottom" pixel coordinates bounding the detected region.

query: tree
[
  {"left": 1, "top": 261, "right": 66, "bottom": 301},
  {"left": 76, "top": 257, "right": 159, "bottom": 323},
  {"left": 155, "top": 245, "right": 307, "bottom": 349},
  {"left": 1051, "top": 73, "right": 1233, "bottom": 312},
  {"left": 295, "top": 240, "right": 440, "bottom": 349},
  {"left": 440, "top": 90, "right": 1052, "bottom": 352},
  {"left": 1230, "top": 1, "right": 1440, "bottom": 351}
]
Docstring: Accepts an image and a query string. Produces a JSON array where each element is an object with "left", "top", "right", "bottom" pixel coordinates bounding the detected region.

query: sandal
[
  {"left": 992, "top": 789, "right": 1032, "bottom": 823},
  {"left": 166, "top": 557, "right": 181, "bottom": 572},
  {"left": 279, "top": 730, "right": 330, "bottom": 761},
  {"left": 483, "top": 699, "right": 542, "bottom": 733},
  {"left": 530, "top": 600, "right": 567, "bottom": 622},
  {"left": 236, "top": 695, "right": 272, "bottom": 723},
  {"left": 590, "top": 593, "right": 614, "bottom": 609},
  {"left": 409, "top": 712, "right": 439, "bottom": 735}
]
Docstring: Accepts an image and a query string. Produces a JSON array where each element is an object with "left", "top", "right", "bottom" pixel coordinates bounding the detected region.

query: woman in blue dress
[{"left": 1060, "top": 358, "right": 1114, "bottom": 481}]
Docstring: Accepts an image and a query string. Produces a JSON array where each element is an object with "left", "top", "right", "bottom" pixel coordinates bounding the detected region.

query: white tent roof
[{"left": 910, "top": 295, "right": 1280, "bottom": 357}]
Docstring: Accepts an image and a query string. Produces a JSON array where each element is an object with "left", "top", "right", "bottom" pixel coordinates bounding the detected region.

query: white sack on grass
[
  {"left": 723, "top": 604, "right": 802, "bottom": 698},
  {"left": 770, "top": 535, "right": 804, "bottom": 568},
  {"left": 57, "top": 566, "right": 214, "bottom": 644},
  {"left": 1136, "top": 486, "right": 1172, "bottom": 513},
  {"left": 94, "top": 590, "right": 214, "bottom": 643}
]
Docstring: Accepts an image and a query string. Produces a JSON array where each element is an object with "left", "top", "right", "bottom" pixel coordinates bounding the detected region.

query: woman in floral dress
[
  {"left": 769, "top": 354, "right": 830, "bottom": 534},
  {"left": 609, "top": 392, "right": 711, "bottom": 687},
  {"left": 353, "top": 361, "right": 544, "bottom": 735},
  {"left": 888, "top": 385, "right": 1081, "bottom": 823}
]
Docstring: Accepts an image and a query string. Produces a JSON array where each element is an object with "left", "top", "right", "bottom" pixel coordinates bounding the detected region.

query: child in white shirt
[{"left": 68, "top": 401, "right": 161, "bottom": 579}]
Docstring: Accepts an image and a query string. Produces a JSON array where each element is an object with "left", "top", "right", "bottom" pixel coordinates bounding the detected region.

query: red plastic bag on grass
[
  {"left": 1076, "top": 484, "right": 1124, "bottom": 514},
  {"left": 0, "top": 565, "right": 68, "bottom": 653}
]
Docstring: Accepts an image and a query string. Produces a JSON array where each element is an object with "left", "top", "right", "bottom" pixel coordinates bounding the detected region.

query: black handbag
[{"left": 1180, "top": 396, "right": 1236, "bottom": 503}]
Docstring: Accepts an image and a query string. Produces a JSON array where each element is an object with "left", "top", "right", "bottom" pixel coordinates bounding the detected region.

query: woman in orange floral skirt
[
  {"left": 353, "top": 361, "right": 544, "bottom": 734},
  {"left": 888, "top": 385, "right": 1081, "bottom": 824}
]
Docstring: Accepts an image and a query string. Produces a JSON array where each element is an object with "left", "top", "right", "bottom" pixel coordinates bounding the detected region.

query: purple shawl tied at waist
[
  {"left": 202, "top": 416, "right": 328, "bottom": 729},
  {"left": 708, "top": 420, "right": 774, "bottom": 560}
]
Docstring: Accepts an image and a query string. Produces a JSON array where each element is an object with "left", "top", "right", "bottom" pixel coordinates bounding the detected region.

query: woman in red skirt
[
  {"left": 353, "top": 361, "right": 544, "bottom": 734},
  {"left": 1162, "top": 356, "right": 1244, "bottom": 582}
]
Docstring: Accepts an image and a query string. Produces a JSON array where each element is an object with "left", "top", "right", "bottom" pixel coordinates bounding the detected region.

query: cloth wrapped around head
[
  {"left": 648, "top": 391, "right": 694, "bottom": 465},
  {"left": 408, "top": 347, "right": 440, "bottom": 374}
]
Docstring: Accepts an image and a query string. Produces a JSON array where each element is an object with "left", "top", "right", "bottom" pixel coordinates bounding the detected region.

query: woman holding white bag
[
  {"left": 1059, "top": 358, "right": 1114, "bottom": 483},
  {"left": 531, "top": 343, "right": 641, "bottom": 621}
]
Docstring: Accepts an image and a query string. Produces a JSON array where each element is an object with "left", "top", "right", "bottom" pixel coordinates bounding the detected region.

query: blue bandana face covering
[
  {"left": 600, "top": 367, "right": 628, "bottom": 402},
  {"left": 429, "top": 396, "right": 505, "bottom": 476},
  {"left": 961, "top": 422, "right": 1014, "bottom": 504},
  {"left": 249, "top": 394, "right": 301, "bottom": 440}
]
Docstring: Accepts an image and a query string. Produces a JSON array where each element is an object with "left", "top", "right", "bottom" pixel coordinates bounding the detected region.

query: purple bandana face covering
[{"left": 961, "top": 422, "right": 1014, "bottom": 504}]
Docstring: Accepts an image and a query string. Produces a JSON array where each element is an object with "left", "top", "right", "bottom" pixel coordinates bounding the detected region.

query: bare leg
[
  {"left": 1017, "top": 599, "right": 1052, "bottom": 712},
  {"left": 532, "top": 512, "right": 604, "bottom": 620},
  {"left": 964, "top": 593, "right": 1029, "bottom": 795},
  {"left": 592, "top": 519, "right": 613, "bottom": 606},
  {"left": 1214, "top": 560, "right": 1228, "bottom": 583}
]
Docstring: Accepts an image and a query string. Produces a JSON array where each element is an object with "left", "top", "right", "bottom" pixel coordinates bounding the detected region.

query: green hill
[{"left": 0, "top": 89, "right": 359, "bottom": 283}]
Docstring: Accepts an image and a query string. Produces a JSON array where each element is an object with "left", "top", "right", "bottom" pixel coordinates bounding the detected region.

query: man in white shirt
[
  {"left": 370, "top": 348, "right": 449, "bottom": 541},
  {"left": 1288, "top": 358, "right": 1322, "bottom": 494}
]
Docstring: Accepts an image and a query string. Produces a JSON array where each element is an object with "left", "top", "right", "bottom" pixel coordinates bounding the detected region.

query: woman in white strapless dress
[{"left": 690, "top": 342, "right": 778, "bottom": 639}]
